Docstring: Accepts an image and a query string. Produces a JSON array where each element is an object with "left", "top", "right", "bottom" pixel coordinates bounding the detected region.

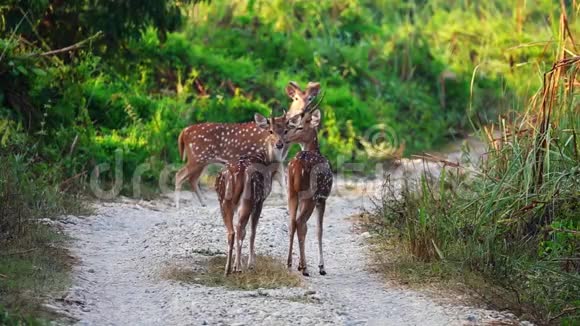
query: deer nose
[{"left": 276, "top": 141, "right": 284, "bottom": 149}]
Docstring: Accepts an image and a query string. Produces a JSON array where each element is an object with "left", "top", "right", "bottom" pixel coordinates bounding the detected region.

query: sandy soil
[{"left": 51, "top": 137, "right": 529, "bottom": 326}]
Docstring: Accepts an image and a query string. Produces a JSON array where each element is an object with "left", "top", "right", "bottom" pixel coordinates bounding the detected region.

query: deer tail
[{"left": 178, "top": 129, "right": 186, "bottom": 161}]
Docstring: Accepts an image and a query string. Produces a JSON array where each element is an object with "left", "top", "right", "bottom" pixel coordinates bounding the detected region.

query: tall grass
[
  {"left": 371, "top": 9, "right": 579, "bottom": 324},
  {"left": 0, "top": 134, "right": 87, "bottom": 319}
]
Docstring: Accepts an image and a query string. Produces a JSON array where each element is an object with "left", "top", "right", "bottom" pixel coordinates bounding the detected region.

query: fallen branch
[
  {"left": 27, "top": 31, "right": 103, "bottom": 57},
  {"left": 549, "top": 306, "right": 580, "bottom": 323},
  {"left": 0, "top": 248, "right": 38, "bottom": 256},
  {"left": 59, "top": 171, "right": 87, "bottom": 192},
  {"left": 544, "top": 226, "right": 580, "bottom": 236},
  {"left": 411, "top": 153, "right": 461, "bottom": 168},
  {"left": 194, "top": 78, "right": 208, "bottom": 96}
]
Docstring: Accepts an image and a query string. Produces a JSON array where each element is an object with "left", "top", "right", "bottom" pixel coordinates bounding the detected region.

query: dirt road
[{"left": 52, "top": 159, "right": 525, "bottom": 326}]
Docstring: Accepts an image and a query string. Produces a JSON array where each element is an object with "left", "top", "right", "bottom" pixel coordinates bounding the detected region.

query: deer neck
[
  {"left": 301, "top": 133, "right": 320, "bottom": 152},
  {"left": 287, "top": 101, "right": 306, "bottom": 118},
  {"left": 265, "top": 147, "right": 284, "bottom": 164}
]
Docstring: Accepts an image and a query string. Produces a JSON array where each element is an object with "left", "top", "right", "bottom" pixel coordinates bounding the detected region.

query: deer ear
[
  {"left": 306, "top": 82, "right": 320, "bottom": 101},
  {"left": 310, "top": 109, "right": 321, "bottom": 128},
  {"left": 286, "top": 81, "right": 301, "bottom": 99},
  {"left": 254, "top": 113, "right": 269, "bottom": 129},
  {"left": 287, "top": 114, "right": 302, "bottom": 129}
]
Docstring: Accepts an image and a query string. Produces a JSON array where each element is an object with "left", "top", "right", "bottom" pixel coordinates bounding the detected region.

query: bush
[
  {"left": 2, "top": 0, "right": 566, "bottom": 195},
  {"left": 370, "top": 49, "right": 579, "bottom": 323}
]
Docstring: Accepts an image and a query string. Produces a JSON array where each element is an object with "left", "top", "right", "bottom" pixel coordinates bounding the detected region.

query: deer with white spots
[
  {"left": 285, "top": 108, "right": 333, "bottom": 276},
  {"left": 175, "top": 81, "right": 320, "bottom": 207},
  {"left": 214, "top": 112, "right": 292, "bottom": 275}
]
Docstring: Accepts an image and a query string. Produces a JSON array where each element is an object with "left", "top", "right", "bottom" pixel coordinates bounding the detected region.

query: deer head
[
  {"left": 286, "top": 81, "right": 321, "bottom": 118},
  {"left": 286, "top": 110, "right": 320, "bottom": 145},
  {"left": 253, "top": 112, "right": 289, "bottom": 162}
]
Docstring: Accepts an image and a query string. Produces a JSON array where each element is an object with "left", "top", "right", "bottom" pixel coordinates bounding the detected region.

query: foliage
[
  {"left": 0, "top": 131, "right": 84, "bottom": 320},
  {"left": 1, "top": 0, "right": 571, "bottom": 193},
  {"left": 0, "top": 0, "right": 203, "bottom": 54},
  {"left": 370, "top": 36, "right": 579, "bottom": 323}
]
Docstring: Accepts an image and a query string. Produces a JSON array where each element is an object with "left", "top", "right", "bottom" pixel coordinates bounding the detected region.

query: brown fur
[
  {"left": 215, "top": 121, "right": 287, "bottom": 276},
  {"left": 175, "top": 81, "right": 320, "bottom": 207},
  {"left": 285, "top": 109, "right": 333, "bottom": 276}
]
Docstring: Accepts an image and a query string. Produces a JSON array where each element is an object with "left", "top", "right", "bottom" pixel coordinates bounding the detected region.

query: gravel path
[{"left": 52, "top": 144, "right": 527, "bottom": 325}]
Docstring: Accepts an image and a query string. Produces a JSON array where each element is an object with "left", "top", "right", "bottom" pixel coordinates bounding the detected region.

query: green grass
[
  {"left": 0, "top": 305, "right": 48, "bottom": 326},
  {"left": 162, "top": 255, "right": 303, "bottom": 290},
  {"left": 0, "top": 149, "right": 88, "bottom": 322},
  {"left": 364, "top": 222, "right": 540, "bottom": 319},
  {"left": 0, "top": 224, "right": 73, "bottom": 322},
  {"left": 366, "top": 33, "right": 579, "bottom": 324}
]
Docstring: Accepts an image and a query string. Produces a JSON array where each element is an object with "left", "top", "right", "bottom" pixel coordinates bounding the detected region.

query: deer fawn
[
  {"left": 286, "top": 108, "right": 333, "bottom": 276},
  {"left": 175, "top": 81, "right": 320, "bottom": 207},
  {"left": 215, "top": 113, "right": 291, "bottom": 275}
]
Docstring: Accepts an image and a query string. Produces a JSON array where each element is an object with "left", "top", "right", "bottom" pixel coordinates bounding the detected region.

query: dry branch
[{"left": 27, "top": 32, "right": 103, "bottom": 58}]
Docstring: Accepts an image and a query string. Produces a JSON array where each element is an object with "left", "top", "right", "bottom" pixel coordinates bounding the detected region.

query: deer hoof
[
  {"left": 319, "top": 265, "right": 326, "bottom": 275},
  {"left": 298, "top": 265, "right": 309, "bottom": 276}
]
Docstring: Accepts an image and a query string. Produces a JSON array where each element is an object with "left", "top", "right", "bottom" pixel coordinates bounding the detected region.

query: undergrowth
[
  {"left": 2, "top": 0, "right": 571, "bottom": 199},
  {"left": 0, "top": 133, "right": 87, "bottom": 321},
  {"left": 368, "top": 13, "right": 579, "bottom": 324}
]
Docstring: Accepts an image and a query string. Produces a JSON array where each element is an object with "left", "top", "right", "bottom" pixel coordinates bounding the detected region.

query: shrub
[{"left": 370, "top": 41, "right": 579, "bottom": 323}]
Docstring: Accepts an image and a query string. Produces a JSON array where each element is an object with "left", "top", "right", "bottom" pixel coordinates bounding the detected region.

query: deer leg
[
  {"left": 247, "top": 201, "right": 263, "bottom": 270},
  {"left": 287, "top": 191, "right": 299, "bottom": 268},
  {"left": 174, "top": 166, "right": 192, "bottom": 209},
  {"left": 187, "top": 165, "right": 207, "bottom": 207},
  {"left": 296, "top": 199, "right": 316, "bottom": 276},
  {"left": 275, "top": 166, "right": 288, "bottom": 202},
  {"left": 315, "top": 200, "right": 327, "bottom": 275},
  {"left": 221, "top": 202, "right": 235, "bottom": 276},
  {"left": 234, "top": 201, "right": 252, "bottom": 273}
]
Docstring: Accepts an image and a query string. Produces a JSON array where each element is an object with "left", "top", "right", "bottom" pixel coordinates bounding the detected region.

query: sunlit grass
[{"left": 162, "top": 255, "right": 302, "bottom": 290}]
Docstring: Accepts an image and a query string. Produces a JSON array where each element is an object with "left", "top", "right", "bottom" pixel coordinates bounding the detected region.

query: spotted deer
[
  {"left": 286, "top": 108, "right": 333, "bottom": 276},
  {"left": 175, "top": 81, "right": 320, "bottom": 207},
  {"left": 215, "top": 113, "right": 291, "bottom": 275}
]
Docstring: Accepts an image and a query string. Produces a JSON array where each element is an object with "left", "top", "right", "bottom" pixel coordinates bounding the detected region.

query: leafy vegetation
[
  {"left": 1, "top": 0, "right": 568, "bottom": 192},
  {"left": 0, "top": 131, "right": 87, "bottom": 319},
  {"left": 369, "top": 15, "right": 579, "bottom": 323}
]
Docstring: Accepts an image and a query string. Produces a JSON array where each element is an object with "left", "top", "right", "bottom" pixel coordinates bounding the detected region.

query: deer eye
[
  {"left": 284, "top": 130, "right": 288, "bottom": 134},
  {"left": 269, "top": 130, "right": 273, "bottom": 134}
]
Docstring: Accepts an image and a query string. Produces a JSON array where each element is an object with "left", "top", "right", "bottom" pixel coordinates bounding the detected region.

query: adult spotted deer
[
  {"left": 286, "top": 108, "right": 333, "bottom": 276},
  {"left": 175, "top": 81, "right": 320, "bottom": 207},
  {"left": 215, "top": 113, "right": 290, "bottom": 275}
]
